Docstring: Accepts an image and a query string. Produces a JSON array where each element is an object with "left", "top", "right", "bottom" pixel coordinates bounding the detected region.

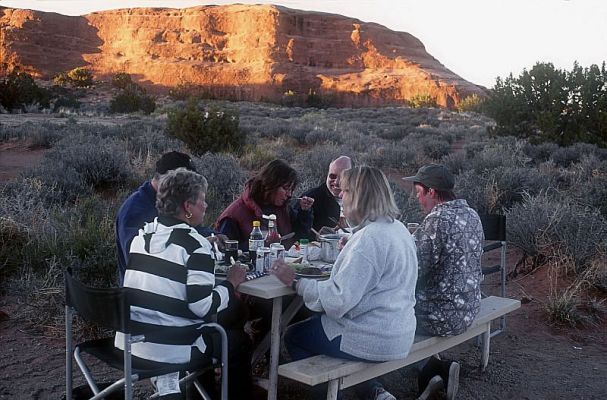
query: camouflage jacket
[{"left": 414, "top": 199, "right": 484, "bottom": 336}]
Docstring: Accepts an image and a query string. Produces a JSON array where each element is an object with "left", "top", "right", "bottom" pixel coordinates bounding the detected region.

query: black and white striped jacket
[{"left": 115, "top": 216, "right": 232, "bottom": 364}]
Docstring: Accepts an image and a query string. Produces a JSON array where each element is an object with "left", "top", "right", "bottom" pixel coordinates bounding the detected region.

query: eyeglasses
[{"left": 328, "top": 173, "right": 338, "bottom": 180}]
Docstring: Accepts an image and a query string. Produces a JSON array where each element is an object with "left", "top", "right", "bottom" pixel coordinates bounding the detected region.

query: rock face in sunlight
[{"left": 0, "top": 5, "right": 486, "bottom": 107}]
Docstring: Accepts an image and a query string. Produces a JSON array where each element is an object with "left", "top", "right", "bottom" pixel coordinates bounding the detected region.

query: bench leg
[
  {"left": 481, "top": 324, "right": 491, "bottom": 371},
  {"left": 326, "top": 379, "right": 339, "bottom": 400}
]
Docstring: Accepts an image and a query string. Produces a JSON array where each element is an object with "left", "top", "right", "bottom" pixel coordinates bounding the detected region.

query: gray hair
[
  {"left": 156, "top": 168, "right": 208, "bottom": 217},
  {"left": 341, "top": 166, "right": 399, "bottom": 224}
]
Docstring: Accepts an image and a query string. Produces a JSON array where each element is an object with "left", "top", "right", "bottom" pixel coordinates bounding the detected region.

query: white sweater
[{"left": 297, "top": 219, "right": 418, "bottom": 361}]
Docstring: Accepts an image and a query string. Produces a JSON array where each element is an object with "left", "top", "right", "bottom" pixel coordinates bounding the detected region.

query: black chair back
[
  {"left": 64, "top": 268, "right": 128, "bottom": 333},
  {"left": 480, "top": 214, "right": 506, "bottom": 242}
]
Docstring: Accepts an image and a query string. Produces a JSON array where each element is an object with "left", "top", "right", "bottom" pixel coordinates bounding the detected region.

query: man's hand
[
  {"left": 298, "top": 196, "right": 314, "bottom": 211},
  {"left": 226, "top": 262, "right": 247, "bottom": 288},
  {"left": 207, "top": 234, "right": 228, "bottom": 251},
  {"left": 270, "top": 259, "right": 296, "bottom": 287}
]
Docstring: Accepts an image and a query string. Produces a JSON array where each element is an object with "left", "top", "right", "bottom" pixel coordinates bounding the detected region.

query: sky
[{"left": 1, "top": 0, "right": 606, "bottom": 88}]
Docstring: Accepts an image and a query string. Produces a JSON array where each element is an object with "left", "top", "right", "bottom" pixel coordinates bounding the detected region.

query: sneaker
[
  {"left": 371, "top": 386, "right": 397, "bottom": 400},
  {"left": 416, "top": 375, "right": 443, "bottom": 400}
]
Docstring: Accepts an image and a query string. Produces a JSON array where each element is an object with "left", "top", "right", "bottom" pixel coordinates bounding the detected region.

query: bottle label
[{"left": 249, "top": 239, "right": 264, "bottom": 252}]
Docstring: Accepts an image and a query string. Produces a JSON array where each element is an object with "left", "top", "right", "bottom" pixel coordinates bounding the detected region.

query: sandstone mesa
[{"left": 0, "top": 4, "right": 486, "bottom": 107}]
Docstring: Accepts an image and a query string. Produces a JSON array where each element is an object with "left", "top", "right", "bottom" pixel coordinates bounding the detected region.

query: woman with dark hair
[
  {"left": 216, "top": 159, "right": 314, "bottom": 249},
  {"left": 116, "top": 168, "right": 251, "bottom": 399}
]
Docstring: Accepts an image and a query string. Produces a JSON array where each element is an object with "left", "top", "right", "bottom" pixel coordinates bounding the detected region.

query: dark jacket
[{"left": 296, "top": 183, "right": 340, "bottom": 239}]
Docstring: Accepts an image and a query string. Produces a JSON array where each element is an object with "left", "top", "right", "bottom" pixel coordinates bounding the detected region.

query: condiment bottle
[{"left": 264, "top": 214, "right": 281, "bottom": 246}]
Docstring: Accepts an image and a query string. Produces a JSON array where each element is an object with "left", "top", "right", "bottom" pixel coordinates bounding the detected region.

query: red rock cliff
[{"left": 0, "top": 4, "right": 486, "bottom": 107}]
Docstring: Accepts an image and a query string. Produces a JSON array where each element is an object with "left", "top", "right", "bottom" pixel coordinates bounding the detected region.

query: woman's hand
[
  {"left": 207, "top": 233, "right": 228, "bottom": 251},
  {"left": 226, "top": 262, "right": 247, "bottom": 288},
  {"left": 270, "top": 259, "right": 296, "bottom": 287},
  {"left": 298, "top": 196, "right": 314, "bottom": 211}
]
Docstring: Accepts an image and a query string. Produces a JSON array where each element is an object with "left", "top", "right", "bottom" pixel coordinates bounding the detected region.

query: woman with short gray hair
[
  {"left": 273, "top": 165, "right": 418, "bottom": 400},
  {"left": 116, "top": 168, "right": 251, "bottom": 399}
]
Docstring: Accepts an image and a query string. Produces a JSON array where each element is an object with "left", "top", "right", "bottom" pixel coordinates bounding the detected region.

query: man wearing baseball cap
[
  {"left": 402, "top": 164, "right": 484, "bottom": 400},
  {"left": 115, "top": 151, "right": 215, "bottom": 284}
]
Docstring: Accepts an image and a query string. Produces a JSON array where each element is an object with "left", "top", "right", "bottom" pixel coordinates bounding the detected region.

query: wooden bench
[{"left": 278, "top": 296, "right": 520, "bottom": 400}]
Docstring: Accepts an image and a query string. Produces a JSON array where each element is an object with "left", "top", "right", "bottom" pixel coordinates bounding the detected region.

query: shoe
[
  {"left": 443, "top": 361, "right": 460, "bottom": 400},
  {"left": 418, "top": 356, "right": 459, "bottom": 400},
  {"left": 416, "top": 375, "right": 443, "bottom": 400},
  {"left": 371, "top": 386, "right": 396, "bottom": 400}
]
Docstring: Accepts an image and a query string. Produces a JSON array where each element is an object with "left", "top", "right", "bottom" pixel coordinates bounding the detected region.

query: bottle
[
  {"left": 248, "top": 220, "right": 264, "bottom": 263},
  {"left": 264, "top": 214, "right": 281, "bottom": 247},
  {"left": 299, "top": 239, "right": 309, "bottom": 263}
]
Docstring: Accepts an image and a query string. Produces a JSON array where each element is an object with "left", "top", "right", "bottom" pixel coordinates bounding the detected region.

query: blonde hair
[{"left": 341, "top": 166, "right": 399, "bottom": 224}]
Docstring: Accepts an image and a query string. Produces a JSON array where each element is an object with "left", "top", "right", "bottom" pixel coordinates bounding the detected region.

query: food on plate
[{"left": 298, "top": 267, "right": 323, "bottom": 276}]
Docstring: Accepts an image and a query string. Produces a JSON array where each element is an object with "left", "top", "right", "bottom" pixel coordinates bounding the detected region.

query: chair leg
[{"left": 65, "top": 306, "right": 73, "bottom": 400}]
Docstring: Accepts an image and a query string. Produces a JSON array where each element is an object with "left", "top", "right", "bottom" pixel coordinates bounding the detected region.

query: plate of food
[{"left": 287, "top": 263, "right": 332, "bottom": 278}]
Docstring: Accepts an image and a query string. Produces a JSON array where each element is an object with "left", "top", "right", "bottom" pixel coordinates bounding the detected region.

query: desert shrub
[
  {"left": 110, "top": 78, "right": 156, "bottom": 115},
  {"left": 194, "top": 152, "right": 245, "bottom": 221},
  {"left": 21, "top": 136, "right": 131, "bottom": 204},
  {"left": 522, "top": 142, "right": 560, "bottom": 163},
  {"left": 393, "top": 183, "right": 424, "bottom": 224},
  {"left": 409, "top": 94, "right": 438, "bottom": 108},
  {"left": 52, "top": 94, "right": 81, "bottom": 112},
  {"left": 293, "top": 146, "right": 352, "bottom": 193},
  {"left": 167, "top": 100, "right": 243, "bottom": 155},
  {"left": 53, "top": 67, "right": 94, "bottom": 88},
  {"left": 239, "top": 144, "right": 278, "bottom": 170},
  {"left": 0, "top": 70, "right": 51, "bottom": 111},
  {"left": 0, "top": 217, "right": 30, "bottom": 280},
  {"left": 305, "top": 89, "right": 334, "bottom": 109},
  {"left": 440, "top": 152, "right": 468, "bottom": 175},
  {"left": 419, "top": 137, "right": 452, "bottom": 160},
  {"left": 456, "top": 94, "right": 484, "bottom": 112},
  {"left": 507, "top": 193, "right": 607, "bottom": 272},
  {"left": 111, "top": 72, "right": 133, "bottom": 90},
  {"left": 362, "top": 145, "right": 415, "bottom": 170}
]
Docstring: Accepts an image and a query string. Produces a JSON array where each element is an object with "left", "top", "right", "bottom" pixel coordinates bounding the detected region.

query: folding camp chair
[
  {"left": 479, "top": 214, "right": 507, "bottom": 337},
  {"left": 65, "top": 268, "right": 228, "bottom": 400}
]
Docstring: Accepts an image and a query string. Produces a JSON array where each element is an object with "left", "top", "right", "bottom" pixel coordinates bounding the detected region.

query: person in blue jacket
[{"left": 115, "top": 151, "right": 216, "bottom": 285}]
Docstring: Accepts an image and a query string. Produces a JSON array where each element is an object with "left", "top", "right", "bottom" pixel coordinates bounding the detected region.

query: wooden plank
[{"left": 278, "top": 296, "right": 520, "bottom": 386}]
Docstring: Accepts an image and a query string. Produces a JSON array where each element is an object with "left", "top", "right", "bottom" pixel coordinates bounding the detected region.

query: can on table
[
  {"left": 269, "top": 243, "right": 285, "bottom": 270},
  {"left": 256, "top": 247, "right": 271, "bottom": 273}
]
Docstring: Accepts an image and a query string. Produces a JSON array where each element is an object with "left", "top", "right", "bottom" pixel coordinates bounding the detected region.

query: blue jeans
[{"left": 284, "top": 314, "right": 384, "bottom": 400}]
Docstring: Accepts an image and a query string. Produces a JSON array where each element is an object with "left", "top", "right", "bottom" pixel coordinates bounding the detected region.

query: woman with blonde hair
[{"left": 273, "top": 165, "right": 418, "bottom": 400}]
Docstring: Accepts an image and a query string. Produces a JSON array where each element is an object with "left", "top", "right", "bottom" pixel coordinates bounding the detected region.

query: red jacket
[{"left": 216, "top": 185, "right": 293, "bottom": 250}]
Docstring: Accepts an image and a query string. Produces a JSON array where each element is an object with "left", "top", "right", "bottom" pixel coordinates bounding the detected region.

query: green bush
[
  {"left": 409, "top": 93, "right": 438, "bottom": 108},
  {"left": 0, "top": 70, "right": 50, "bottom": 111},
  {"left": 110, "top": 89, "right": 156, "bottom": 114},
  {"left": 111, "top": 72, "right": 133, "bottom": 90},
  {"left": 485, "top": 62, "right": 607, "bottom": 146},
  {"left": 166, "top": 100, "right": 243, "bottom": 155},
  {"left": 456, "top": 94, "right": 484, "bottom": 112},
  {"left": 53, "top": 67, "right": 94, "bottom": 88}
]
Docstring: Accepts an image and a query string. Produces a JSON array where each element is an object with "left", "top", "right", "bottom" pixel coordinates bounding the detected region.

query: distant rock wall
[{"left": 0, "top": 5, "right": 486, "bottom": 107}]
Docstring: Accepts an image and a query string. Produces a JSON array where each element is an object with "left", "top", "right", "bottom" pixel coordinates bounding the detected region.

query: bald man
[{"left": 295, "top": 156, "right": 352, "bottom": 239}]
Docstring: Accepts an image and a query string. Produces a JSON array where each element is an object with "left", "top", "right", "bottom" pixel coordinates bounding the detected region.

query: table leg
[
  {"left": 252, "top": 296, "right": 304, "bottom": 367},
  {"left": 268, "top": 296, "right": 283, "bottom": 400}
]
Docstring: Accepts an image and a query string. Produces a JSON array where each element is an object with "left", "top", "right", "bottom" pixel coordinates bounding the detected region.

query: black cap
[
  {"left": 402, "top": 164, "right": 454, "bottom": 191},
  {"left": 155, "top": 151, "right": 196, "bottom": 175}
]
